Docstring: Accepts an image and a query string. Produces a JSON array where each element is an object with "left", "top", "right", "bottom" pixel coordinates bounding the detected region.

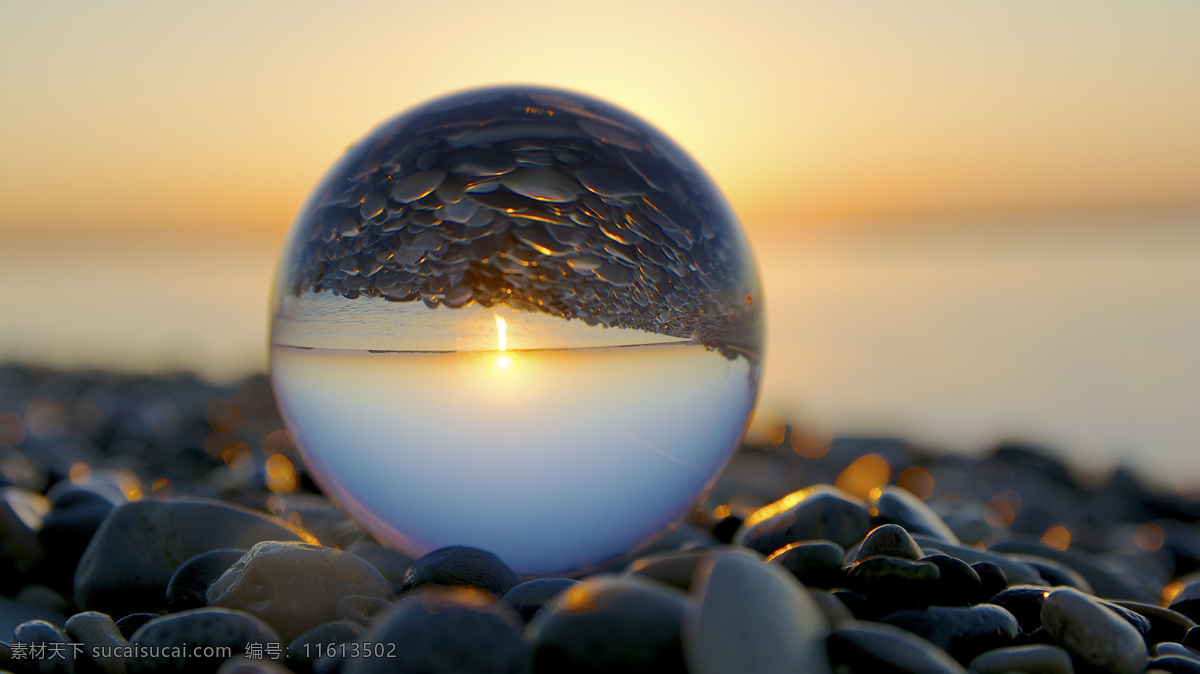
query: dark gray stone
[
  {"left": 870, "top": 486, "right": 960, "bottom": 544},
  {"left": 967, "top": 644, "right": 1073, "bottom": 674},
  {"left": 881, "top": 604, "right": 1020, "bottom": 664},
  {"left": 528, "top": 575, "right": 687, "bottom": 674},
  {"left": 624, "top": 547, "right": 758, "bottom": 592},
  {"left": 734, "top": 486, "right": 871, "bottom": 554},
  {"left": 1149, "top": 655, "right": 1200, "bottom": 674},
  {"left": 73, "top": 499, "right": 309, "bottom": 615},
  {"left": 501, "top": 578, "right": 579, "bottom": 622},
  {"left": 843, "top": 556, "right": 940, "bottom": 610},
  {"left": 1112, "top": 601, "right": 1198, "bottom": 646},
  {"left": 990, "top": 537, "right": 1158, "bottom": 602},
  {"left": 920, "top": 554, "right": 982, "bottom": 606},
  {"left": 826, "top": 621, "right": 967, "bottom": 674},
  {"left": 285, "top": 620, "right": 366, "bottom": 674},
  {"left": 129, "top": 607, "right": 281, "bottom": 674},
  {"left": 1171, "top": 580, "right": 1200, "bottom": 623},
  {"left": 165, "top": 548, "right": 246, "bottom": 612},
  {"left": 910, "top": 534, "right": 1043, "bottom": 586},
  {"left": 853, "top": 524, "right": 924, "bottom": 562},
  {"left": 342, "top": 587, "right": 530, "bottom": 674},
  {"left": 971, "top": 561, "right": 1009, "bottom": 601},
  {"left": 990, "top": 586, "right": 1048, "bottom": 634},
  {"left": 765, "top": 540, "right": 845, "bottom": 589},
  {"left": 401, "top": 546, "right": 519, "bottom": 597}
]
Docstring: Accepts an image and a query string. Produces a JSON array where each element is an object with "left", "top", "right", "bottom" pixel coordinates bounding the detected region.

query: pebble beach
[{"left": 1, "top": 363, "right": 1199, "bottom": 674}]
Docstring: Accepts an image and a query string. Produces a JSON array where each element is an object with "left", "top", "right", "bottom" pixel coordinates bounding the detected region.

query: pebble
[
  {"left": 285, "top": 621, "right": 366, "bottom": 674},
  {"left": 13, "top": 619, "right": 72, "bottom": 673},
  {"left": 1187, "top": 625, "right": 1200, "bottom": 649},
  {"left": 991, "top": 585, "right": 1053, "bottom": 634},
  {"left": 624, "top": 547, "right": 759, "bottom": 591},
  {"left": 991, "top": 537, "right": 1157, "bottom": 602},
  {"left": 826, "top": 621, "right": 968, "bottom": 674},
  {"left": 968, "top": 644, "right": 1074, "bottom": 674},
  {"left": 683, "top": 552, "right": 831, "bottom": 674},
  {"left": 1154, "top": 642, "right": 1200, "bottom": 660},
  {"left": 734, "top": 485, "right": 872, "bottom": 554},
  {"left": 113, "top": 612, "right": 157, "bottom": 639},
  {"left": 334, "top": 595, "right": 393, "bottom": 626},
  {"left": 765, "top": 540, "right": 845, "bottom": 589},
  {"left": 207, "top": 541, "right": 393, "bottom": 642},
  {"left": 63, "top": 611, "right": 130, "bottom": 674},
  {"left": 1171, "top": 580, "right": 1200, "bottom": 623},
  {"left": 911, "top": 534, "right": 1043, "bottom": 586},
  {"left": 1041, "top": 586, "right": 1148, "bottom": 674},
  {"left": 215, "top": 655, "right": 294, "bottom": 674},
  {"left": 401, "top": 545, "right": 520, "bottom": 597},
  {"left": 128, "top": 607, "right": 280, "bottom": 674},
  {"left": 869, "top": 486, "right": 960, "bottom": 544},
  {"left": 881, "top": 604, "right": 1021, "bottom": 664},
  {"left": 843, "top": 555, "right": 941, "bottom": 609},
  {"left": 0, "top": 595, "right": 64, "bottom": 641},
  {"left": 852, "top": 524, "right": 925, "bottom": 562},
  {"left": 972, "top": 561, "right": 1010, "bottom": 601},
  {"left": 501, "top": 578, "right": 579, "bottom": 622},
  {"left": 165, "top": 548, "right": 246, "bottom": 612},
  {"left": 0, "top": 486, "right": 49, "bottom": 588},
  {"left": 1108, "top": 599, "right": 1195, "bottom": 642},
  {"left": 73, "top": 499, "right": 309, "bottom": 615},
  {"left": 37, "top": 486, "right": 118, "bottom": 593},
  {"left": 1148, "top": 655, "right": 1200, "bottom": 674},
  {"left": 527, "top": 575, "right": 688, "bottom": 674},
  {"left": 920, "top": 554, "right": 983, "bottom": 606},
  {"left": 342, "top": 587, "right": 530, "bottom": 674}
]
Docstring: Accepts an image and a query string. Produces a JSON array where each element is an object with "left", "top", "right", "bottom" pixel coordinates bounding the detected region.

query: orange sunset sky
[{"left": 3, "top": 0, "right": 1199, "bottom": 239}]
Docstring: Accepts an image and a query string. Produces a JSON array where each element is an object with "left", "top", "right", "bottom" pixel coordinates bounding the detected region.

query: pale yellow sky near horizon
[{"left": 2, "top": 0, "right": 1199, "bottom": 239}]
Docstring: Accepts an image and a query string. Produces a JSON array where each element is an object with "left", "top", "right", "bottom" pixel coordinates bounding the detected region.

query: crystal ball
[{"left": 269, "top": 86, "right": 764, "bottom": 575}]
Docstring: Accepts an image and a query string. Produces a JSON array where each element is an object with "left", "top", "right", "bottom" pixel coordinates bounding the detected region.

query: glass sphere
[{"left": 269, "top": 86, "right": 763, "bottom": 575}]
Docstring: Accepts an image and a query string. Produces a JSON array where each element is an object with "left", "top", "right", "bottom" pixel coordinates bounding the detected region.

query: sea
[{"left": 2, "top": 209, "right": 1198, "bottom": 488}]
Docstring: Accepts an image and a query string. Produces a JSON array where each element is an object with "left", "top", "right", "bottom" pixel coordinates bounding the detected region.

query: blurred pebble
[
  {"left": 1148, "top": 655, "right": 1200, "bottom": 674},
  {"left": 735, "top": 485, "right": 871, "bottom": 554},
  {"left": 401, "top": 545, "right": 519, "bottom": 597},
  {"left": 528, "top": 575, "right": 688, "bottom": 674},
  {"left": 920, "top": 554, "right": 983, "bottom": 606},
  {"left": 624, "top": 547, "right": 757, "bottom": 592},
  {"left": 342, "top": 587, "right": 530, "bottom": 674},
  {"left": 882, "top": 604, "right": 1021, "bottom": 664},
  {"left": 826, "top": 621, "right": 968, "bottom": 674},
  {"left": 113, "top": 612, "right": 157, "bottom": 639},
  {"left": 37, "top": 486, "right": 118, "bottom": 592},
  {"left": 765, "top": 540, "right": 845, "bottom": 589},
  {"left": 1186, "top": 625, "right": 1200, "bottom": 650},
  {"left": 967, "top": 644, "right": 1073, "bottom": 674},
  {"left": 1041, "top": 586, "right": 1147, "bottom": 674},
  {"left": 991, "top": 585, "right": 1052, "bottom": 635},
  {"left": 215, "top": 655, "right": 294, "bottom": 674},
  {"left": 165, "top": 548, "right": 246, "bottom": 612},
  {"left": 971, "top": 561, "right": 1010, "bottom": 601},
  {"left": 870, "top": 486, "right": 960, "bottom": 544},
  {"left": 1154, "top": 642, "right": 1200, "bottom": 660},
  {"left": 684, "top": 552, "right": 831, "bottom": 674},
  {"left": 74, "top": 499, "right": 310, "bottom": 615},
  {"left": 1171, "top": 580, "right": 1200, "bottom": 623},
  {"left": 843, "top": 556, "right": 940, "bottom": 610},
  {"left": 853, "top": 524, "right": 924, "bottom": 562},
  {"left": 334, "top": 595, "right": 392, "bottom": 626},
  {"left": 285, "top": 620, "right": 366, "bottom": 674},
  {"left": 207, "top": 541, "right": 392, "bottom": 642},
  {"left": 500, "top": 578, "right": 579, "bottom": 622},
  {"left": 911, "top": 534, "right": 1043, "bottom": 586},
  {"left": 64, "top": 611, "right": 129, "bottom": 674},
  {"left": 129, "top": 607, "right": 280, "bottom": 674},
  {"left": 991, "top": 537, "right": 1156, "bottom": 602}
]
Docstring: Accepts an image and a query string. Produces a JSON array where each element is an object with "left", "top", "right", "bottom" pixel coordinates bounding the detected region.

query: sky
[
  {"left": 2, "top": 1, "right": 1200, "bottom": 485},
  {"left": 2, "top": 0, "right": 1199, "bottom": 238}
]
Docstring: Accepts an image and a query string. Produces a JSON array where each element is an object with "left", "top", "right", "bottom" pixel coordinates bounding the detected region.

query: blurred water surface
[{"left": 2, "top": 211, "right": 1197, "bottom": 485}]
